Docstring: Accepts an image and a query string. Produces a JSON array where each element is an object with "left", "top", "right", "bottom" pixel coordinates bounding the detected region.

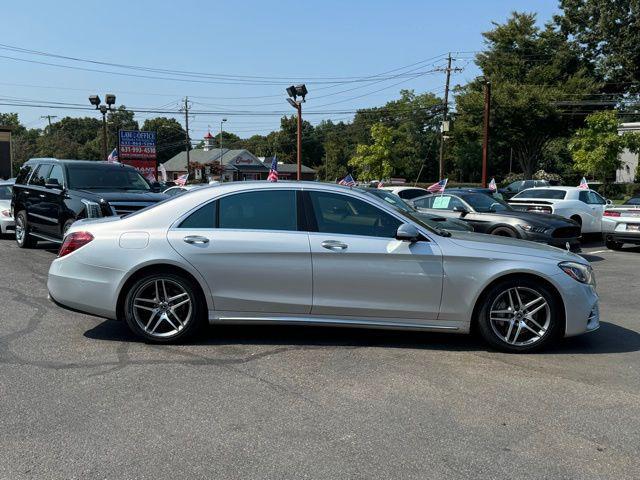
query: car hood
[
  {"left": 447, "top": 230, "right": 584, "bottom": 262},
  {"left": 0, "top": 199, "right": 10, "bottom": 209},
  {"left": 73, "top": 190, "right": 168, "bottom": 203},
  {"left": 494, "top": 209, "right": 575, "bottom": 226}
]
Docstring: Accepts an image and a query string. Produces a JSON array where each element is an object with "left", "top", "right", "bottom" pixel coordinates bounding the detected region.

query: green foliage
[
  {"left": 142, "top": 117, "right": 188, "bottom": 164},
  {"left": 349, "top": 123, "right": 395, "bottom": 181},
  {"left": 569, "top": 110, "right": 640, "bottom": 182}
]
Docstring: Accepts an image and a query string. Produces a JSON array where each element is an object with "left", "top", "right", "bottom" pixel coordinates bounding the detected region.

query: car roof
[
  {"left": 381, "top": 186, "right": 426, "bottom": 191},
  {"left": 518, "top": 186, "right": 584, "bottom": 192},
  {"left": 24, "top": 158, "right": 136, "bottom": 168},
  {"left": 0, "top": 178, "right": 15, "bottom": 185}
]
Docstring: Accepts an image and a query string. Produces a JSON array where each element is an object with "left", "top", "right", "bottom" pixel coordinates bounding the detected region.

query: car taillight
[
  {"left": 603, "top": 211, "right": 621, "bottom": 217},
  {"left": 58, "top": 231, "right": 94, "bottom": 257},
  {"left": 527, "top": 206, "right": 552, "bottom": 214}
]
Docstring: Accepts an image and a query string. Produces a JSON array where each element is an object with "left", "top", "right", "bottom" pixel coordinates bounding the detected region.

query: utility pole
[
  {"left": 438, "top": 53, "right": 462, "bottom": 180},
  {"left": 481, "top": 80, "right": 491, "bottom": 188},
  {"left": 183, "top": 97, "right": 190, "bottom": 179},
  {"left": 296, "top": 103, "right": 302, "bottom": 180},
  {"left": 40, "top": 115, "right": 57, "bottom": 128}
]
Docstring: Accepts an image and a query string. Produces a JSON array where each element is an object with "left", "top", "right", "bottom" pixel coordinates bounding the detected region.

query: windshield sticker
[{"left": 433, "top": 196, "right": 450, "bottom": 209}]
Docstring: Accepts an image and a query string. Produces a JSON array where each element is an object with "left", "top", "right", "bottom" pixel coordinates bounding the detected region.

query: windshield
[
  {"left": 0, "top": 184, "right": 12, "bottom": 200},
  {"left": 513, "top": 189, "right": 566, "bottom": 200},
  {"left": 625, "top": 196, "right": 640, "bottom": 206},
  {"left": 67, "top": 164, "right": 151, "bottom": 191},
  {"left": 461, "top": 193, "right": 512, "bottom": 212},
  {"left": 360, "top": 189, "right": 415, "bottom": 213}
]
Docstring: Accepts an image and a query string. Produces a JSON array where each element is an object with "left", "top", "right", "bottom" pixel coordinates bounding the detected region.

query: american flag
[
  {"left": 578, "top": 177, "right": 589, "bottom": 190},
  {"left": 107, "top": 148, "right": 119, "bottom": 163},
  {"left": 427, "top": 178, "right": 448, "bottom": 193},
  {"left": 175, "top": 173, "right": 188, "bottom": 186},
  {"left": 377, "top": 181, "right": 384, "bottom": 188},
  {"left": 267, "top": 156, "right": 278, "bottom": 182},
  {"left": 339, "top": 174, "right": 356, "bottom": 187},
  {"left": 488, "top": 178, "right": 497, "bottom": 192}
]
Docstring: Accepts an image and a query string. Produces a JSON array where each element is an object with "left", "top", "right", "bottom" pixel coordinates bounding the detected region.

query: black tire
[
  {"left": 570, "top": 215, "right": 583, "bottom": 233},
  {"left": 490, "top": 226, "right": 518, "bottom": 238},
  {"left": 15, "top": 210, "right": 37, "bottom": 248},
  {"left": 124, "top": 272, "right": 206, "bottom": 343},
  {"left": 606, "top": 238, "right": 624, "bottom": 250},
  {"left": 476, "top": 277, "right": 561, "bottom": 353}
]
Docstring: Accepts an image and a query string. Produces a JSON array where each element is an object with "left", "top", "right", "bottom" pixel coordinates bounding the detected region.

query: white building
[{"left": 617, "top": 122, "right": 640, "bottom": 183}]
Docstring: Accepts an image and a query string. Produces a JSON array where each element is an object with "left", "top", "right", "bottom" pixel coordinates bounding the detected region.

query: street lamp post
[
  {"left": 219, "top": 118, "right": 227, "bottom": 152},
  {"left": 286, "top": 84, "right": 307, "bottom": 181},
  {"left": 89, "top": 94, "right": 116, "bottom": 161}
]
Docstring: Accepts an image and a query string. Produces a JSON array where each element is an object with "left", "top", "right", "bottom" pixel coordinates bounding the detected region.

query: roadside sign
[{"left": 118, "top": 130, "right": 157, "bottom": 179}]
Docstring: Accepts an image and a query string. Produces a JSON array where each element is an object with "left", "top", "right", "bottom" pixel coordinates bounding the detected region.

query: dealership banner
[{"left": 118, "top": 130, "right": 157, "bottom": 179}]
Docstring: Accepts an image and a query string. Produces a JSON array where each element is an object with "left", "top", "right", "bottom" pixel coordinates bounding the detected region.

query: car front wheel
[
  {"left": 476, "top": 278, "right": 561, "bottom": 352},
  {"left": 124, "top": 272, "right": 205, "bottom": 343}
]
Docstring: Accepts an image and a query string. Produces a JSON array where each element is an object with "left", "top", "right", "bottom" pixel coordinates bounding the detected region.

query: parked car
[
  {"left": 0, "top": 179, "right": 15, "bottom": 236},
  {"left": 409, "top": 189, "right": 581, "bottom": 249},
  {"left": 508, "top": 187, "right": 611, "bottom": 234},
  {"left": 358, "top": 187, "right": 473, "bottom": 232},
  {"left": 163, "top": 185, "right": 204, "bottom": 197},
  {"left": 380, "top": 185, "right": 431, "bottom": 200},
  {"left": 500, "top": 180, "right": 550, "bottom": 200},
  {"left": 12, "top": 158, "right": 167, "bottom": 248},
  {"left": 602, "top": 202, "right": 640, "bottom": 250},
  {"left": 48, "top": 182, "right": 599, "bottom": 353}
]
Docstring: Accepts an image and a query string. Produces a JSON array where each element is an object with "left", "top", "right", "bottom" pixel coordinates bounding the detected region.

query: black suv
[{"left": 12, "top": 158, "right": 167, "bottom": 248}]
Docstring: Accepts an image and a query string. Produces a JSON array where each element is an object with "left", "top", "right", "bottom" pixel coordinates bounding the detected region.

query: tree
[
  {"left": 142, "top": 117, "right": 188, "bottom": 164},
  {"left": 558, "top": 0, "right": 640, "bottom": 93},
  {"left": 569, "top": 110, "right": 640, "bottom": 184},
  {"left": 453, "top": 12, "right": 598, "bottom": 180},
  {"left": 349, "top": 123, "right": 395, "bottom": 181}
]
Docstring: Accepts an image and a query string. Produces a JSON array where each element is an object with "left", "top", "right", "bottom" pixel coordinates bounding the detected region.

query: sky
[{"left": 1, "top": 0, "right": 559, "bottom": 142}]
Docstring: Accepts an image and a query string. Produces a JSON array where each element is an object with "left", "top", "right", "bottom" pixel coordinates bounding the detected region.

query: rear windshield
[
  {"left": 66, "top": 164, "right": 151, "bottom": 191},
  {"left": 513, "top": 189, "right": 566, "bottom": 200},
  {"left": 0, "top": 184, "right": 12, "bottom": 199},
  {"left": 625, "top": 197, "right": 640, "bottom": 206}
]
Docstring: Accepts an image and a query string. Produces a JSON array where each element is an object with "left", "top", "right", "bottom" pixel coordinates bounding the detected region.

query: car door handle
[
  {"left": 183, "top": 235, "right": 210, "bottom": 245},
  {"left": 39, "top": 194, "right": 46, "bottom": 198},
  {"left": 321, "top": 240, "right": 348, "bottom": 251}
]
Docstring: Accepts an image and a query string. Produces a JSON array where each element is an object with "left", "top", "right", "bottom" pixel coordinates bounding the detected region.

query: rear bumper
[
  {"left": 47, "top": 255, "right": 124, "bottom": 320},
  {"left": 609, "top": 232, "right": 640, "bottom": 245}
]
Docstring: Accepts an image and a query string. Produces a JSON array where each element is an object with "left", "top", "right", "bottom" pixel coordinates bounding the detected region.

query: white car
[
  {"left": 0, "top": 179, "right": 15, "bottom": 236},
  {"left": 381, "top": 186, "right": 430, "bottom": 200},
  {"left": 601, "top": 197, "right": 640, "bottom": 249},
  {"left": 163, "top": 185, "right": 204, "bottom": 197},
  {"left": 508, "top": 187, "right": 610, "bottom": 234}
]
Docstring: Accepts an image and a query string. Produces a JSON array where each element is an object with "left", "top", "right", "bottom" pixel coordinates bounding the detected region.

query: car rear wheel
[
  {"left": 476, "top": 278, "right": 561, "bottom": 352},
  {"left": 15, "top": 210, "right": 36, "bottom": 248},
  {"left": 124, "top": 273, "right": 205, "bottom": 343}
]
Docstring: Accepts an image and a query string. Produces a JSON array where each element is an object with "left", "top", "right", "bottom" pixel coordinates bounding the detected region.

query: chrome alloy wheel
[
  {"left": 15, "top": 216, "right": 25, "bottom": 244},
  {"left": 489, "top": 287, "right": 551, "bottom": 347},
  {"left": 132, "top": 278, "right": 193, "bottom": 338}
]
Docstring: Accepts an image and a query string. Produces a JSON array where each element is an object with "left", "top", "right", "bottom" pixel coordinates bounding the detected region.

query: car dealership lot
[{"left": 0, "top": 239, "right": 639, "bottom": 479}]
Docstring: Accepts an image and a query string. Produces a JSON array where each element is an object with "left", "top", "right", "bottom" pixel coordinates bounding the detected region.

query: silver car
[
  {"left": 0, "top": 179, "right": 15, "bottom": 235},
  {"left": 48, "top": 182, "right": 600, "bottom": 352}
]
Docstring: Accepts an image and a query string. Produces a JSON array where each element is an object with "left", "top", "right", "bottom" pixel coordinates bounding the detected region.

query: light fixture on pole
[
  {"left": 285, "top": 84, "right": 307, "bottom": 180},
  {"left": 89, "top": 93, "right": 116, "bottom": 161}
]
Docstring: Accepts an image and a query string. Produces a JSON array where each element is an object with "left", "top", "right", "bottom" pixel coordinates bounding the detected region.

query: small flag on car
[
  {"left": 488, "top": 178, "right": 497, "bottom": 191},
  {"left": 175, "top": 173, "right": 188, "bottom": 186},
  {"left": 377, "top": 181, "right": 384, "bottom": 188},
  {"left": 107, "top": 148, "right": 119, "bottom": 163},
  {"left": 339, "top": 174, "right": 356, "bottom": 187},
  {"left": 267, "top": 156, "right": 278, "bottom": 182},
  {"left": 578, "top": 177, "right": 589, "bottom": 189},
  {"left": 427, "top": 178, "right": 448, "bottom": 193}
]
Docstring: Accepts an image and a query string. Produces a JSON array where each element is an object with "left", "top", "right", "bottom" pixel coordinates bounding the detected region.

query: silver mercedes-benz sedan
[{"left": 47, "top": 182, "right": 599, "bottom": 352}]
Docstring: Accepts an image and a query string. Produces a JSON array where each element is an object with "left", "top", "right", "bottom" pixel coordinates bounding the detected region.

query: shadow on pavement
[
  {"left": 580, "top": 253, "right": 605, "bottom": 262},
  {"left": 85, "top": 319, "right": 639, "bottom": 355}
]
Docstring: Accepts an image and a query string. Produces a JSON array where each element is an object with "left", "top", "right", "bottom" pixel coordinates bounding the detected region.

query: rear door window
[
  {"left": 28, "top": 164, "right": 52, "bottom": 187},
  {"left": 218, "top": 190, "right": 297, "bottom": 231},
  {"left": 15, "top": 164, "right": 33, "bottom": 185}
]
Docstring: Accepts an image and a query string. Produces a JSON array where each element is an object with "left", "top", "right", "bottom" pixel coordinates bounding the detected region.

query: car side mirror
[
  {"left": 45, "top": 178, "right": 62, "bottom": 189},
  {"left": 396, "top": 223, "right": 420, "bottom": 242},
  {"left": 453, "top": 206, "right": 469, "bottom": 215}
]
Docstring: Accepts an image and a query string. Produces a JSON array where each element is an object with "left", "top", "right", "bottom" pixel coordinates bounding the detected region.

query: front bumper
[
  {"left": 0, "top": 216, "right": 14, "bottom": 234},
  {"left": 553, "top": 272, "right": 600, "bottom": 337}
]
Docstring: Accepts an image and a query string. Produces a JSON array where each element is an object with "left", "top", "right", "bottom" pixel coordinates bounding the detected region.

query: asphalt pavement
[{"left": 0, "top": 237, "right": 639, "bottom": 479}]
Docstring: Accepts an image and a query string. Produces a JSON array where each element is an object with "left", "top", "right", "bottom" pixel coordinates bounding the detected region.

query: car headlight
[
  {"left": 0, "top": 209, "right": 10, "bottom": 217},
  {"left": 518, "top": 224, "right": 548, "bottom": 234},
  {"left": 559, "top": 261, "right": 595, "bottom": 286},
  {"left": 81, "top": 199, "right": 103, "bottom": 219}
]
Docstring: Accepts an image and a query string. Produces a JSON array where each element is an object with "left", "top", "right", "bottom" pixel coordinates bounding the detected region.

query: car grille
[
  {"left": 108, "top": 202, "right": 155, "bottom": 216},
  {"left": 552, "top": 226, "right": 581, "bottom": 238}
]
